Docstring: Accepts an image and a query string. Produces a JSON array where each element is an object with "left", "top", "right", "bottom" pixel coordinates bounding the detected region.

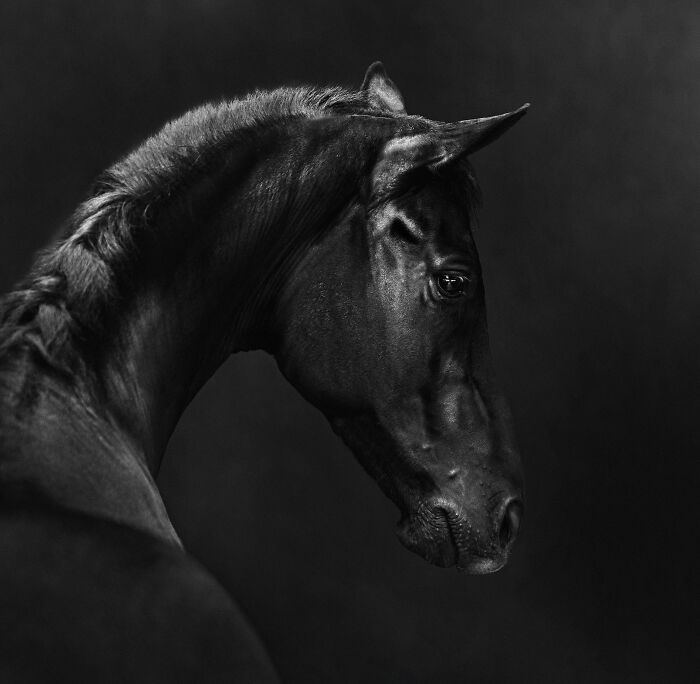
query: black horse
[{"left": 0, "top": 63, "right": 527, "bottom": 682}]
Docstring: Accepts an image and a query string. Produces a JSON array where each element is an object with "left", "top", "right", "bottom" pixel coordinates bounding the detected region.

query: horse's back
[{"left": 0, "top": 505, "right": 278, "bottom": 683}]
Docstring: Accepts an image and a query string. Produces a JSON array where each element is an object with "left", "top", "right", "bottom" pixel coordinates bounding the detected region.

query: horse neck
[
  {"left": 107, "top": 115, "right": 383, "bottom": 462},
  {"left": 0, "top": 112, "right": 386, "bottom": 544}
]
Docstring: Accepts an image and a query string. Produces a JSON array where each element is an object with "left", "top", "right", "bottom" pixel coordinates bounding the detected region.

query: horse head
[{"left": 274, "top": 64, "right": 527, "bottom": 573}]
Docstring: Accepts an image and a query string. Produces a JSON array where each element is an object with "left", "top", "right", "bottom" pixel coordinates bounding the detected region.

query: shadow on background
[{"left": 0, "top": 1, "right": 698, "bottom": 682}]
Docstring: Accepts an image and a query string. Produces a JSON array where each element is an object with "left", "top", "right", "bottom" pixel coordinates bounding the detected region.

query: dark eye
[{"left": 435, "top": 272, "right": 472, "bottom": 298}]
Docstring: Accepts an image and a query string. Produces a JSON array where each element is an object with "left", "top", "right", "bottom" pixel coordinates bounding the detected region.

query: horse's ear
[
  {"left": 362, "top": 62, "right": 406, "bottom": 114},
  {"left": 370, "top": 104, "right": 530, "bottom": 199},
  {"left": 435, "top": 103, "right": 530, "bottom": 165},
  {"left": 371, "top": 133, "right": 443, "bottom": 198}
]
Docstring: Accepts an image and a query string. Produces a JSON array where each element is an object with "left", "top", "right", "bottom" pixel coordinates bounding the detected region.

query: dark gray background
[{"left": 1, "top": 2, "right": 698, "bottom": 682}]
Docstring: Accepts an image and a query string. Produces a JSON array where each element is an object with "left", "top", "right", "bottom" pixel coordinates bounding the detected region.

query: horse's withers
[{"left": 275, "top": 64, "right": 526, "bottom": 574}]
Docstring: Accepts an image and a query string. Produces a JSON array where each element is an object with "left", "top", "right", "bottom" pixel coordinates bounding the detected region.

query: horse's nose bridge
[
  {"left": 430, "top": 371, "right": 493, "bottom": 437},
  {"left": 465, "top": 373, "right": 492, "bottom": 427},
  {"left": 428, "top": 372, "right": 523, "bottom": 493}
]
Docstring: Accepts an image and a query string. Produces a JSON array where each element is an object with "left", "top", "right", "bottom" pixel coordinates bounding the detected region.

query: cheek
[
  {"left": 374, "top": 258, "right": 429, "bottom": 347},
  {"left": 276, "top": 280, "right": 388, "bottom": 412}
]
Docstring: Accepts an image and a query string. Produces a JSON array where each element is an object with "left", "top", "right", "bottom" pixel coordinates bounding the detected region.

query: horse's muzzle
[{"left": 396, "top": 495, "right": 523, "bottom": 574}]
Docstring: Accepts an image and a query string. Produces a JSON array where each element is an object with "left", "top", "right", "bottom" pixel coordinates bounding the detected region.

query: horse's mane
[{"left": 0, "top": 85, "right": 381, "bottom": 371}]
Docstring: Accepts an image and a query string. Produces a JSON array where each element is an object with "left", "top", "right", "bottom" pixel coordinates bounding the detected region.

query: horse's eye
[{"left": 435, "top": 272, "right": 472, "bottom": 298}]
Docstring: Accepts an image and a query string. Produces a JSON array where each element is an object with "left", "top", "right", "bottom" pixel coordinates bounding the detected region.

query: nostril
[{"left": 498, "top": 499, "right": 524, "bottom": 548}]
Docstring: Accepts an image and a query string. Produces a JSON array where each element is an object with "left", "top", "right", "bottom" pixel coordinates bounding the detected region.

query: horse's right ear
[
  {"left": 370, "top": 133, "right": 442, "bottom": 199},
  {"left": 370, "top": 103, "right": 530, "bottom": 199},
  {"left": 362, "top": 62, "right": 406, "bottom": 114}
]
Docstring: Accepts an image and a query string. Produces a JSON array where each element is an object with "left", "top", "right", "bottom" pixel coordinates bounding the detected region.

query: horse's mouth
[
  {"left": 442, "top": 508, "right": 509, "bottom": 575},
  {"left": 396, "top": 504, "right": 510, "bottom": 575}
]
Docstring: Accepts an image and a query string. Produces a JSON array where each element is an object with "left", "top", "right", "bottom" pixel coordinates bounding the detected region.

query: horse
[{"left": 0, "top": 62, "right": 527, "bottom": 682}]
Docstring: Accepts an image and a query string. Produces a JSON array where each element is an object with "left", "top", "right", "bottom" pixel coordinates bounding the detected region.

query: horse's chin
[{"left": 396, "top": 512, "right": 510, "bottom": 575}]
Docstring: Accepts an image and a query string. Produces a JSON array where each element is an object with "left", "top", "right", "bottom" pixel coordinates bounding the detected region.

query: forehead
[{"left": 391, "top": 172, "right": 479, "bottom": 253}]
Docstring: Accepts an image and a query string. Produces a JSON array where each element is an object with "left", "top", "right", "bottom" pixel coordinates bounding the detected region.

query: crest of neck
[{"left": 0, "top": 112, "right": 392, "bottom": 542}]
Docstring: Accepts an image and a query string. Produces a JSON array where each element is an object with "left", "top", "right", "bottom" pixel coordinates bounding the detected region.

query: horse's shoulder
[{"left": 0, "top": 505, "right": 278, "bottom": 683}]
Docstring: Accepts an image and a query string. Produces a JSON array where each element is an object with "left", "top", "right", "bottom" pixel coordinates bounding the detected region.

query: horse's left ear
[{"left": 362, "top": 62, "right": 406, "bottom": 114}]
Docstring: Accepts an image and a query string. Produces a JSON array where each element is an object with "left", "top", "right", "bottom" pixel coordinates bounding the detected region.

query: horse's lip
[
  {"left": 440, "top": 508, "right": 462, "bottom": 567},
  {"left": 456, "top": 555, "right": 506, "bottom": 574}
]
